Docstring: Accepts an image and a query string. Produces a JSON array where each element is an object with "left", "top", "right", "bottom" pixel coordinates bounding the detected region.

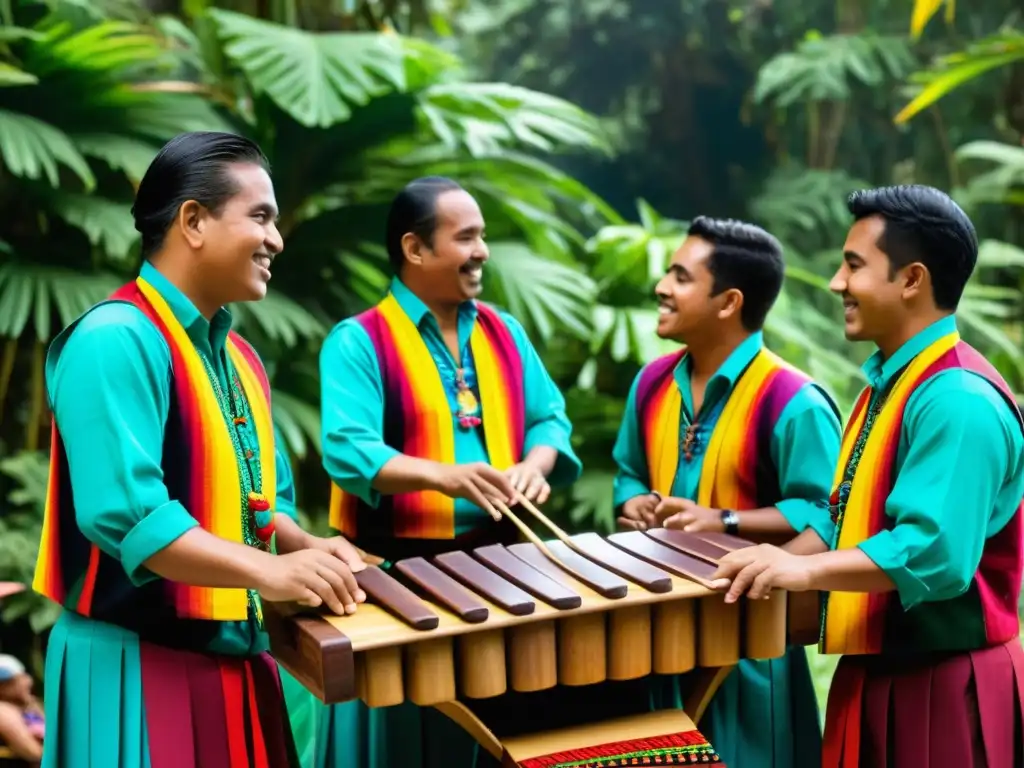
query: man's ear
[
  {"left": 716, "top": 288, "right": 744, "bottom": 323},
  {"left": 401, "top": 232, "right": 427, "bottom": 268},
  {"left": 900, "top": 262, "right": 929, "bottom": 302},
  {"left": 177, "top": 200, "right": 206, "bottom": 250}
]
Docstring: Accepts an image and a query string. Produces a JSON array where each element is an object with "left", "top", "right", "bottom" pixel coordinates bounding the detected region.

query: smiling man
[
  {"left": 32, "top": 132, "right": 366, "bottom": 768},
  {"left": 711, "top": 185, "right": 1024, "bottom": 767},
  {"left": 316, "top": 175, "right": 582, "bottom": 768},
  {"left": 612, "top": 216, "right": 841, "bottom": 768}
]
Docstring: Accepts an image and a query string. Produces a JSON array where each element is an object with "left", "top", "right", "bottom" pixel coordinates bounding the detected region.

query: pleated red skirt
[
  {"left": 822, "top": 638, "right": 1024, "bottom": 768},
  {"left": 139, "top": 642, "right": 298, "bottom": 768}
]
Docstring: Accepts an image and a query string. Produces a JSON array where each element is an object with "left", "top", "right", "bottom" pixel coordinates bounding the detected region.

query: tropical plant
[{"left": 0, "top": 0, "right": 619, "bottom": 633}]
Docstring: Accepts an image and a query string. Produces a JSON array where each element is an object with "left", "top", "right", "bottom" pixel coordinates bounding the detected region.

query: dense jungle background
[{"left": 0, "top": 0, "right": 1022, "bottom": 712}]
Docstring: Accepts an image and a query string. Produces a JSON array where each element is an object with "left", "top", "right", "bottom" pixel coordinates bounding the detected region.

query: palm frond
[
  {"left": 0, "top": 109, "right": 94, "bottom": 189},
  {"left": 482, "top": 241, "right": 595, "bottom": 345},
  {"left": 755, "top": 32, "right": 915, "bottom": 108},
  {"left": 894, "top": 29, "right": 1024, "bottom": 124},
  {"left": 271, "top": 388, "right": 322, "bottom": 459},
  {"left": 0, "top": 263, "right": 122, "bottom": 340},
  {"left": 230, "top": 290, "right": 328, "bottom": 347},
  {"left": 207, "top": 9, "right": 407, "bottom": 128}
]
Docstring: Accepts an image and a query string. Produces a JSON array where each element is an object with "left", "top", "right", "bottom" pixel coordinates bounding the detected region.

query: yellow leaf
[
  {"left": 910, "top": 0, "right": 946, "bottom": 40},
  {"left": 894, "top": 48, "right": 1023, "bottom": 123}
]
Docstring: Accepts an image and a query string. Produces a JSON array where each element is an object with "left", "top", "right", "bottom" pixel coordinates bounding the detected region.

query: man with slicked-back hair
[
  {"left": 612, "top": 215, "right": 842, "bottom": 768},
  {"left": 714, "top": 185, "right": 1024, "bottom": 767},
  {"left": 32, "top": 131, "right": 364, "bottom": 768},
  {"left": 316, "top": 176, "right": 582, "bottom": 768}
]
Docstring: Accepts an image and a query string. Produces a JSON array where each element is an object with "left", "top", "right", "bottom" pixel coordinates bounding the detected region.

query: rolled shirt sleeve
[
  {"left": 857, "top": 370, "right": 1024, "bottom": 610},
  {"left": 770, "top": 383, "right": 842, "bottom": 545},
  {"left": 46, "top": 302, "right": 199, "bottom": 586},
  {"left": 319, "top": 320, "right": 400, "bottom": 507},
  {"left": 501, "top": 312, "right": 582, "bottom": 487},
  {"left": 612, "top": 372, "right": 653, "bottom": 508}
]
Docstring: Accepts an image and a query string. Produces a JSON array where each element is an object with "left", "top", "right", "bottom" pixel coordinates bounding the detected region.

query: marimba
[{"left": 266, "top": 526, "right": 821, "bottom": 767}]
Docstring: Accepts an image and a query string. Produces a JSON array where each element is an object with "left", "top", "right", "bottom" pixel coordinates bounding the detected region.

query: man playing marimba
[
  {"left": 317, "top": 175, "right": 582, "bottom": 768},
  {"left": 31, "top": 132, "right": 366, "bottom": 768},
  {"left": 613, "top": 216, "right": 842, "bottom": 768},
  {"left": 712, "top": 185, "right": 1024, "bottom": 767}
]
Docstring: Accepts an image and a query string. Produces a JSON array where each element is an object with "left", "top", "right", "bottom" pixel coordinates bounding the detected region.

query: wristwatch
[{"left": 720, "top": 509, "right": 739, "bottom": 535}]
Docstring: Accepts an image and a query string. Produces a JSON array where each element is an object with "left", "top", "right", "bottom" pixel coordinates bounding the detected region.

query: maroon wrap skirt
[
  {"left": 140, "top": 642, "right": 298, "bottom": 768},
  {"left": 822, "top": 638, "right": 1024, "bottom": 768}
]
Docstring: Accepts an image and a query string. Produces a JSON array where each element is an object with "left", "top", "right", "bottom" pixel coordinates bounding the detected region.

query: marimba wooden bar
[{"left": 266, "top": 527, "right": 821, "bottom": 767}]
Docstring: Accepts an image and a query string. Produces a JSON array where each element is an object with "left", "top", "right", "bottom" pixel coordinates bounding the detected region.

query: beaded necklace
[
  {"left": 433, "top": 351, "right": 482, "bottom": 430},
  {"left": 829, "top": 381, "right": 894, "bottom": 532},
  {"left": 197, "top": 349, "right": 272, "bottom": 625}
]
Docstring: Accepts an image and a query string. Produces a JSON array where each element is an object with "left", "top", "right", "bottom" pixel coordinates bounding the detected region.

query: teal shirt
[
  {"left": 46, "top": 261, "right": 268, "bottom": 656},
  {"left": 320, "top": 278, "right": 582, "bottom": 535},
  {"left": 853, "top": 315, "right": 1024, "bottom": 611},
  {"left": 612, "top": 333, "right": 842, "bottom": 545},
  {"left": 275, "top": 426, "right": 298, "bottom": 522}
]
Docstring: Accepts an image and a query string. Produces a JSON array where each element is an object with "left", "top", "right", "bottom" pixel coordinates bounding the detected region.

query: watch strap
[{"left": 720, "top": 509, "right": 740, "bottom": 535}]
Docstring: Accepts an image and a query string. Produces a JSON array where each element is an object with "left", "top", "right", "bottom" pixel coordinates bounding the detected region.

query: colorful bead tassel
[{"left": 248, "top": 491, "right": 275, "bottom": 544}]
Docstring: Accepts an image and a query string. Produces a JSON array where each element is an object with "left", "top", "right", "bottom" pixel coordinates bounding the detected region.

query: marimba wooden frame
[{"left": 266, "top": 529, "right": 822, "bottom": 767}]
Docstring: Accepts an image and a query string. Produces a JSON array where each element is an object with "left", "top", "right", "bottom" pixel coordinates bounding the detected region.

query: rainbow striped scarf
[
  {"left": 329, "top": 293, "right": 525, "bottom": 540},
  {"left": 820, "top": 332, "right": 1023, "bottom": 655},
  {"left": 33, "top": 277, "right": 276, "bottom": 623},
  {"left": 636, "top": 347, "right": 813, "bottom": 509}
]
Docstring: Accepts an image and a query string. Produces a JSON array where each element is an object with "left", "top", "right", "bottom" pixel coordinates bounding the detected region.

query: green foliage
[
  {"left": 0, "top": 450, "right": 58, "bottom": 633},
  {"left": 896, "top": 28, "right": 1024, "bottom": 124},
  {"left": 754, "top": 32, "right": 915, "bottom": 107},
  {"left": 1, "top": 1, "right": 1023, "bottom": 698}
]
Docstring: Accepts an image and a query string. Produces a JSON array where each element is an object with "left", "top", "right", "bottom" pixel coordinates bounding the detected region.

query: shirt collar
[
  {"left": 675, "top": 331, "right": 765, "bottom": 412},
  {"left": 140, "top": 261, "right": 234, "bottom": 357},
  {"left": 860, "top": 314, "right": 958, "bottom": 391},
  {"left": 389, "top": 277, "right": 478, "bottom": 328}
]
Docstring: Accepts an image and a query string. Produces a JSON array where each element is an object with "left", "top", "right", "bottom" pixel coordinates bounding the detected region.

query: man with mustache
[
  {"left": 316, "top": 175, "right": 582, "bottom": 768},
  {"left": 32, "top": 132, "right": 364, "bottom": 768},
  {"left": 711, "top": 185, "right": 1024, "bottom": 767},
  {"left": 613, "top": 216, "right": 842, "bottom": 768}
]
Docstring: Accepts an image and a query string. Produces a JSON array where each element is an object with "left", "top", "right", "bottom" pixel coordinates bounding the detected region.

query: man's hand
[
  {"left": 709, "top": 543, "right": 816, "bottom": 603},
  {"left": 257, "top": 549, "right": 366, "bottom": 616},
  {"left": 618, "top": 493, "right": 659, "bottom": 530},
  {"left": 435, "top": 462, "right": 517, "bottom": 520},
  {"left": 307, "top": 535, "right": 368, "bottom": 575},
  {"left": 505, "top": 460, "right": 551, "bottom": 504},
  {"left": 657, "top": 497, "right": 723, "bottom": 533}
]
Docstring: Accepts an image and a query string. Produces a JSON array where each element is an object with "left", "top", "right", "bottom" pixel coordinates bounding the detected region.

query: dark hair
[
  {"left": 847, "top": 185, "right": 977, "bottom": 310},
  {"left": 385, "top": 176, "right": 465, "bottom": 274},
  {"left": 132, "top": 131, "right": 269, "bottom": 259},
  {"left": 688, "top": 216, "right": 785, "bottom": 331}
]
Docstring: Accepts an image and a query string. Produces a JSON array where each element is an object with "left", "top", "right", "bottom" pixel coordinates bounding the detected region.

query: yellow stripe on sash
[
  {"left": 647, "top": 377, "right": 682, "bottom": 497},
  {"left": 138, "top": 278, "right": 265, "bottom": 621},
  {"left": 473, "top": 324, "right": 515, "bottom": 471},
  {"left": 378, "top": 293, "right": 456, "bottom": 537},
  {"left": 697, "top": 350, "right": 785, "bottom": 509},
  {"left": 822, "top": 331, "right": 960, "bottom": 654},
  {"left": 228, "top": 341, "right": 276, "bottom": 512}
]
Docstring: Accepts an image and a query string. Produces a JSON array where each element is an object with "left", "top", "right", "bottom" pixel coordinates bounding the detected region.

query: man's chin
[
  {"left": 655, "top": 322, "right": 683, "bottom": 341},
  {"left": 236, "top": 281, "right": 269, "bottom": 304},
  {"left": 842, "top": 321, "right": 867, "bottom": 342}
]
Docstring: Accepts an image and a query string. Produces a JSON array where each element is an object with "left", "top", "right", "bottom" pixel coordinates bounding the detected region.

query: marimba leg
[
  {"left": 432, "top": 701, "right": 503, "bottom": 762},
  {"left": 683, "top": 665, "right": 736, "bottom": 725}
]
